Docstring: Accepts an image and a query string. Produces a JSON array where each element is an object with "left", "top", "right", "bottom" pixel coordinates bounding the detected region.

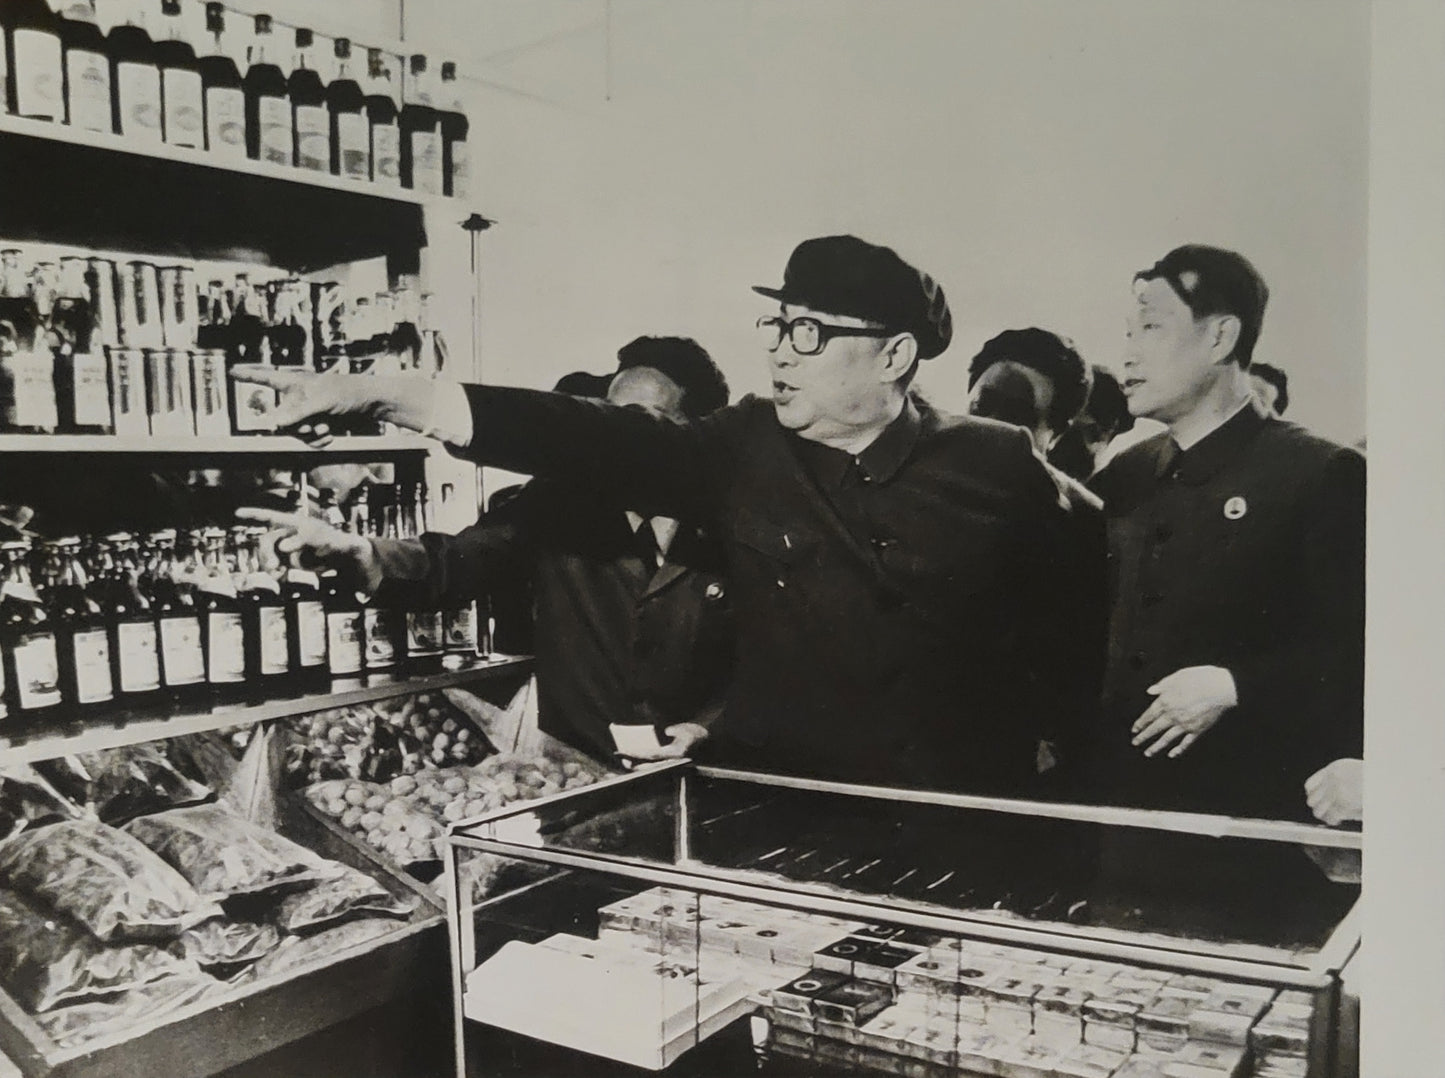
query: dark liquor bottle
[
  {"left": 145, "top": 529, "right": 206, "bottom": 702},
  {"left": 195, "top": 279, "right": 230, "bottom": 350},
  {"left": 364, "top": 47, "right": 399, "bottom": 186},
  {"left": 53, "top": 255, "right": 112, "bottom": 434},
  {"left": 399, "top": 53, "right": 441, "bottom": 194},
  {"left": 195, "top": 527, "right": 244, "bottom": 694},
  {"left": 107, "top": 0, "right": 162, "bottom": 142},
  {"left": 59, "top": 0, "right": 110, "bottom": 132},
  {"left": 243, "top": 13, "right": 289, "bottom": 164},
  {"left": 322, "top": 571, "right": 363, "bottom": 682},
  {"left": 155, "top": 0, "right": 202, "bottom": 148},
  {"left": 283, "top": 562, "right": 327, "bottom": 690},
  {"left": 327, "top": 36, "right": 367, "bottom": 180},
  {"left": 390, "top": 277, "right": 421, "bottom": 370},
  {"left": 443, "top": 601, "right": 478, "bottom": 659},
  {"left": 234, "top": 525, "right": 288, "bottom": 691},
  {"left": 197, "top": 2, "right": 244, "bottom": 158},
  {"left": 288, "top": 27, "right": 328, "bottom": 172},
  {"left": 401, "top": 482, "right": 443, "bottom": 672},
  {"left": 439, "top": 60, "right": 468, "bottom": 198},
  {"left": 44, "top": 537, "right": 114, "bottom": 711},
  {"left": 100, "top": 532, "right": 161, "bottom": 705},
  {"left": 228, "top": 273, "right": 275, "bottom": 434},
  {"left": 0, "top": 541, "right": 61, "bottom": 721},
  {"left": 5, "top": 0, "right": 63, "bottom": 121},
  {"left": 265, "top": 279, "right": 308, "bottom": 369}
]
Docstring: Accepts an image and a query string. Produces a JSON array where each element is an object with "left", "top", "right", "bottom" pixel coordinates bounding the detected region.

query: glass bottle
[
  {"left": 399, "top": 53, "right": 441, "bottom": 193},
  {"left": 44, "top": 537, "right": 114, "bottom": 711},
  {"left": 327, "top": 36, "right": 367, "bottom": 180},
  {"left": 145, "top": 529, "right": 205, "bottom": 702},
  {"left": 390, "top": 277, "right": 421, "bottom": 370},
  {"left": 283, "top": 559, "right": 327, "bottom": 690},
  {"left": 53, "top": 255, "right": 112, "bottom": 434},
  {"left": 195, "top": 526, "right": 244, "bottom": 694},
  {"left": 101, "top": 532, "right": 161, "bottom": 704},
  {"left": 418, "top": 292, "right": 448, "bottom": 378},
  {"left": 59, "top": 0, "right": 111, "bottom": 132},
  {"left": 197, "top": 1, "right": 244, "bottom": 158},
  {"left": 1, "top": 258, "right": 59, "bottom": 434},
  {"left": 364, "top": 47, "right": 399, "bottom": 186},
  {"left": 322, "top": 570, "right": 363, "bottom": 682},
  {"left": 5, "top": 0, "right": 63, "bottom": 121},
  {"left": 439, "top": 60, "right": 468, "bottom": 198},
  {"left": 0, "top": 541, "right": 61, "bottom": 721},
  {"left": 107, "top": 0, "right": 162, "bottom": 142},
  {"left": 266, "top": 279, "right": 308, "bottom": 369},
  {"left": 288, "top": 27, "right": 327, "bottom": 172},
  {"left": 243, "top": 13, "right": 289, "bottom": 164},
  {"left": 401, "top": 481, "right": 444, "bottom": 672},
  {"left": 155, "top": 0, "right": 202, "bottom": 148},
  {"left": 195, "top": 278, "right": 230, "bottom": 350},
  {"left": 227, "top": 273, "right": 275, "bottom": 434},
  {"left": 240, "top": 524, "right": 290, "bottom": 688}
]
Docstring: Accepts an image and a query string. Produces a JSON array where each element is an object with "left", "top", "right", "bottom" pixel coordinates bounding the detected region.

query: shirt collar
[
  {"left": 624, "top": 511, "right": 679, "bottom": 556},
  {"left": 1170, "top": 399, "right": 1270, "bottom": 484}
]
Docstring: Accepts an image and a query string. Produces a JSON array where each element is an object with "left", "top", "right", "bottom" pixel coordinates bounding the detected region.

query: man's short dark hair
[
  {"left": 1085, "top": 365, "right": 1135, "bottom": 435},
  {"left": 1135, "top": 245, "right": 1269, "bottom": 368},
  {"left": 1251, "top": 361, "right": 1289, "bottom": 415},
  {"left": 615, "top": 336, "right": 730, "bottom": 419},
  {"left": 967, "top": 328, "right": 1090, "bottom": 433}
]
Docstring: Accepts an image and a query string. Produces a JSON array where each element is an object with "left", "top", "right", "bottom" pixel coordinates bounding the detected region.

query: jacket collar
[
  {"left": 1170, "top": 399, "right": 1270, "bottom": 485},
  {"left": 787, "top": 396, "right": 923, "bottom": 488}
]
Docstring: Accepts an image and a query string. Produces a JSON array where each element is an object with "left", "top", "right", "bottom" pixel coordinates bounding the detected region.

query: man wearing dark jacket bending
[{"left": 233, "top": 236, "right": 1102, "bottom": 795}]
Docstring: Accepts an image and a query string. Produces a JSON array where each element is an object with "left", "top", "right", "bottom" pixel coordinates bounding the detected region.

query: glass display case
[{"left": 443, "top": 763, "right": 1360, "bottom": 1078}]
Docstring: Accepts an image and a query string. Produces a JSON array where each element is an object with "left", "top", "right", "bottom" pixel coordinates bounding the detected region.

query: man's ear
[
  {"left": 879, "top": 334, "right": 919, "bottom": 385},
  {"left": 1209, "top": 314, "right": 1242, "bottom": 366}
]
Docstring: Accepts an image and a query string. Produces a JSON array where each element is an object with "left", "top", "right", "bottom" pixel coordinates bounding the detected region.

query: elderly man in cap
[
  {"left": 232, "top": 236, "right": 1097, "bottom": 795},
  {"left": 1090, "top": 244, "right": 1365, "bottom": 819}
]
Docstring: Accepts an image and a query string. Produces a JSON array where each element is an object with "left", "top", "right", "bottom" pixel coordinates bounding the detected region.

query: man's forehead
[
  {"left": 781, "top": 301, "right": 881, "bottom": 327},
  {"left": 1133, "top": 276, "right": 1189, "bottom": 311}
]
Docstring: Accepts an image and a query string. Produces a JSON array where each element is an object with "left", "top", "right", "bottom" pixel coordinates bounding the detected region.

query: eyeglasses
[{"left": 756, "top": 315, "right": 894, "bottom": 356}]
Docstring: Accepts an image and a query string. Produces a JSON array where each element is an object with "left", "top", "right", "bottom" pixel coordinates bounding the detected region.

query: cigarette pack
[
  {"left": 982, "top": 966, "right": 1056, "bottom": 1039},
  {"left": 770, "top": 970, "right": 851, "bottom": 1014},
  {"left": 1082, "top": 995, "right": 1142, "bottom": 1053},
  {"left": 992, "top": 1034, "right": 1064, "bottom": 1078},
  {"left": 1159, "top": 975, "right": 1221, "bottom": 1003},
  {"left": 855, "top": 1005, "right": 924, "bottom": 1054},
  {"left": 1137, "top": 994, "right": 1195, "bottom": 1053},
  {"left": 768, "top": 1006, "right": 813, "bottom": 1035},
  {"left": 1249, "top": 1018, "right": 1309, "bottom": 1056},
  {"left": 953, "top": 1028, "right": 1013, "bottom": 1076},
  {"left": 1053, "top": 1043, "right": 1131, "bottom": 1078},
  {"left": 814, "top": 1017, "right": 859, "bottom": 1046},
  {"left": 900, "top": 1022, "right": 957, "bottom": 1066},
  {"left": 1113, "top": 1057, "right": 1169, "bottom": 1078},
  {"left": 1032, "top": 979, "right": 1096, "bottom": 1047},
  {"left": 814, "top": 978, "right": 895, "bottom": 1027},
  {"left": 855, "top": 941, "right": 928, "bottom": 985},
  {"left": 1187, "top": 985, "right": 1274, "bottom": 1046},
  {"left": 1158, "top": 1040, "right": 1247, "bottom": 1078},
  {"left": 1252, "top": 1053, "right": 1309, "bottom": 1078}
]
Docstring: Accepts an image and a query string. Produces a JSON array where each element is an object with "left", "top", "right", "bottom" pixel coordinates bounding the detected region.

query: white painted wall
[{"left": 394, "top": 0, "right": 1367, "bottom": 444}]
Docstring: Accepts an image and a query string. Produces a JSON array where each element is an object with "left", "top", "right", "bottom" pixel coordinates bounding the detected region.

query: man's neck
[
  {"left": 1168, "top": 372, "right": 1257, "bottom": 451},
  {"left": 806, "top": 394, "right": 906, "bottom": 456}
]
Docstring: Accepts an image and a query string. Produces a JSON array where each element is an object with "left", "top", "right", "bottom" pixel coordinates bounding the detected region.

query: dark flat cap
[{"left": 752, "top": 235, "right": 953, "bottom": 359}]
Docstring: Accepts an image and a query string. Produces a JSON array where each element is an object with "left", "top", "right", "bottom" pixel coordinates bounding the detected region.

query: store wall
[{"left": 402, "top": 0, "right": 1368, "bottom": 446}]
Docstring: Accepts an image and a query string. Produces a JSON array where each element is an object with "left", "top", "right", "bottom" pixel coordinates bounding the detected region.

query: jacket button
[{"left": 775, "top": 578, "right": 787, "bottom": 589}]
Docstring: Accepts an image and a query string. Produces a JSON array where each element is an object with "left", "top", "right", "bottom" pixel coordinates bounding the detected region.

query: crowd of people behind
[{"left": 235, "top": 236, "right": 1365, "bottom": 829}]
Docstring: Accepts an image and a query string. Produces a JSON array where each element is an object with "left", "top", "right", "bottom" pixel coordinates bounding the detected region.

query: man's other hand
[
  {"left": 1131, "top": 665, "right": 1238, "bottom": 759},
  {"left": 1305, "top": 758, "right": 1363, "bottom": 825},
  {"left": 235, "top": 506, "right": 382, "bottom": 592},
  {"left": 626, "top": 723, "right": 710, "bottom": 762}
]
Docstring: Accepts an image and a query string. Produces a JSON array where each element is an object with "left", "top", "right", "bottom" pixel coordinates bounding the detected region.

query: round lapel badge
[
  {"left": 705, "top": 582, "right": 724, "bottom": 600},
  {"left": 1223, "top": 496, "right": 1248, "bottom": 520}
]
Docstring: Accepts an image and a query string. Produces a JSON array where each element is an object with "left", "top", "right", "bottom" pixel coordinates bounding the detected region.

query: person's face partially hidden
[{"left": 607, "top": 366, "right": 688, "bottom": 422}]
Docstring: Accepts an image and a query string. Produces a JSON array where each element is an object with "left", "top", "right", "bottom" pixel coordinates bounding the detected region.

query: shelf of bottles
[{"left": 1, "top": 0, "right": 471, "bottom": 206}]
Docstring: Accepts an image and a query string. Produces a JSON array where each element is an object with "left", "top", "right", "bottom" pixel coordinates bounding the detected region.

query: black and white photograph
[{"left": 0, "top": 1, "right": 1439, "bottom": 1076}]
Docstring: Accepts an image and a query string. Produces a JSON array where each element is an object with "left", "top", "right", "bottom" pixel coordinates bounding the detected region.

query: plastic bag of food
[
  {"left": 174, "top": 918, "right": 281, "bottom": 970},
  {"left": 35, "top": 975, "right": 219, "bottom": 1049},
  {"left": 0, "top": 765, "right": 85, "bottom": 841},
  {"left": 35, "top": 746, "right": 214, "bottom": 826},
  {"left": 0, "top": 820, "right": 221, "bottom": 943},
  {"left": 0, "top": 889, "right": 200, "bottom": 1013},
  {"left": 124, "top": 804, "right": 328, "bottom": 900},
  {"left": 272, "top": 865, "right": 416, "bottom": 933},
  {"left": 244, "top": 918, "right": 399, "bottom": 980}
]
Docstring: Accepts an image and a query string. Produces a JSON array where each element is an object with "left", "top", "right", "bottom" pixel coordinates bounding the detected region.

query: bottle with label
[
  {"left": 195, "top": 527, "right": 244, "bottom": 694},
  {"left": 145, "top": 529, "right": 206, "bottom": 702},
  {"left": 227, "top": 273, "right": 275, "bottom": 433},
  {"left": 283, "top": 563, "right": 327, "bottom": 690},
  {"left": 0, "top": 541, "right": 62, "bottom": 721},
  {"left": 99, "top": 532, "right": 161, "bottom": 705},
  {"left": 59, "top": 0, "right": 111, "bottom": 132},
  {"left": 443, "top": 600, "right": 479, "bottom": 658},
  {"left": 439, "top": 60, "right": 468, "bottom": 198},
  {"left": 390, "top": 277, "right": 421, "bottom": 370},
  {"left": 418, "top": 292, "right": 448, "bottom": 378},
  {"left": 154, "top": 0, "right": 202, "bottom": 148},
  {"left": 43, "top": 538, "right": 114, "bottom": 711},
  {"left": 234, "top": 525, "right": 288, "bottom": 691},
  {"left": 400, "top": 481, "right": 444, "bottom": 672},
  {"left": 327, "top": 37, "right": 367, "bottom": 180},
  {"left": 5, "top": 0, "right": 63, "bottom": 121},
  {"left": 400, "top": 54, "right": 442, "bottom": 193},
  {"left": 243, "top": 13, "right": 289, "bottom": 165},
  {"left": 197, "top": 2, "right": 243, "bottom": 158},
  {"left": 287, "top": 27, "right": 327, "bottom": 172},
  {"left": 106, "top": 0, "right": 162, "bottom": 142},
  {"left": 2, "top": 259, "right": 60, "bottom": 434},
  {"left": 53, "top": 256, "right": 112, "bottom": 434},
  {"left": 322, "top": 572, "right": 363, "bottom": 682},
  {"left": 265, "top": 279, "right": 309, "bottom": 369},
  {"left": 364, "top": 48, "right": 399, "bottom": 186}
]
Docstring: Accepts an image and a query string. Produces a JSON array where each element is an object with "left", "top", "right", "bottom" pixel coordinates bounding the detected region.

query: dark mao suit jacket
[
  {"left": 448, "top": 386, "right": 1101, "bottom": 795},
  {"left": 371, "top": 481, "right": 733, "bottom": 762},
  {"left": 1089, "top": 404, "right": 1366, "bottom": 819}
]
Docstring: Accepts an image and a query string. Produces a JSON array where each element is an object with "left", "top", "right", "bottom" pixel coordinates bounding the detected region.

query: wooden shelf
[
  {"left": 0, "top": 655, "right": 532, "bottom": 766},
  {"left": 0, "top": 433, "right": 432, "bottom": 458}
]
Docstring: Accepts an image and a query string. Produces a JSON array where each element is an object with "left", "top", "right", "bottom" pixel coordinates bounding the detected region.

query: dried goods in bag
[
  {"left": 174, "top": 918, "right": 281, "bottom": 970},
  {"left": 272, "top": 864, "right": 416, "bottom": 933},
  {"left": 243, "top": 917, "right": 399, "bottom": 980},
  {"left": 124, "top": 804, "right": 328, "bottom": 900},
  {"left": 0, "top": 889, "right": 200, "bottom": 1013},
  {"left": 0, "top": 764, "right": 85, "bottom": 840},
  {"left": 35, "top": 745, "right": 214, "bottom": 826},
  {"left": 0, "top": 820, "right": 221, "bottom": 942},
  {"left": 35, "top": 975, "right": 220, "bottom": 1049}
]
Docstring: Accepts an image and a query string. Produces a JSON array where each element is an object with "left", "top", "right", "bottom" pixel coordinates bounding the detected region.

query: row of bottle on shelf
[
  {"left": 0, "top": 242, "right": 448, "bottom": 436},
  {"left": 0, "top": 479, "right": 485, "bottom": 724},
  {"left": 2, "top": 0, "right": 468, "bottom": 196}
]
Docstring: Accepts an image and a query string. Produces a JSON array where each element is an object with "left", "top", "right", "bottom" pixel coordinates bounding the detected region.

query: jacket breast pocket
[{"left": 729, "top": 507, "right": 818, "bottom": 591}]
